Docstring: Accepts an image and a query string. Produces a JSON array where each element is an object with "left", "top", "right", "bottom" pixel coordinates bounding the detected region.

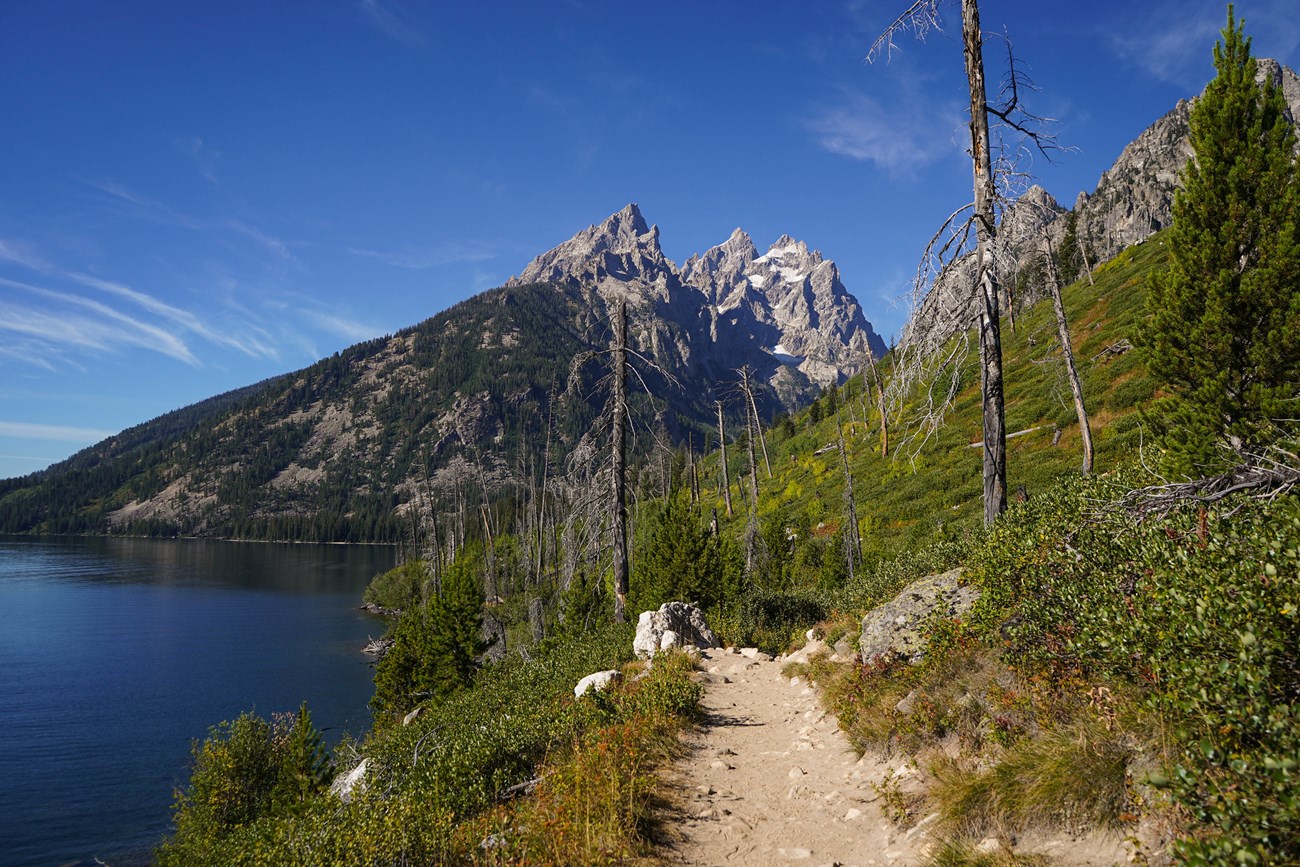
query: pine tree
[
  {"left": 372, "top": 549, "right": 488, "bottom": 716},
  {"left": 1142, "top": 6, "right": 1300, "bottom": 475},
  {"left": 632, "top": 493, "right": 740, "bottom": 612}
]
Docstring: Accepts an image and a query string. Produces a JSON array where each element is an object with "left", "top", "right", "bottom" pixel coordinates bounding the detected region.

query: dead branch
[
  {"left": 867, "top": 0, "right": 946, "bottom": 63},
  {"left": 1120, "top": 449, "right": 1300, "bottom": 518}
]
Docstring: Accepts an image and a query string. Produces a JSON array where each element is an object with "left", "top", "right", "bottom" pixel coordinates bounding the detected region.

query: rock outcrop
[
  {"left": 508, "top": 204, "right": 886, "bottom": 402},
  {"left": 633, "top": 601, "right": 720, "bottom": 659},
  {"left": 901, "top": 59, "right": 1300, "bottom": 353},
  {"left": 858, "top": 568, "right": 977, "bottom": 663}
]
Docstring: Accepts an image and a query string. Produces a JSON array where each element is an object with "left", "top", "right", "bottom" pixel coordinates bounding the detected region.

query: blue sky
[{"left": 3, "top": 0, "right": 1299, "bottom": 480}]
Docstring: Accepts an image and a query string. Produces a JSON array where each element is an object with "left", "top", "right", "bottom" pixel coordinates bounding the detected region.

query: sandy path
[{"left": 662, "top": 640, "right": 928, "bottom": 867}]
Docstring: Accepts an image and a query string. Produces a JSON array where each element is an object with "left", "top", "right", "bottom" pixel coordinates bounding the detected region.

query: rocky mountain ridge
[
  {"left": 0, "top": 207, "right": 884, "bottom": 540},
  {"left": 508, "top": 204, "right": 887, "bottom": 397},
  {"left": 902, "top": 58, "right": 1300, "bottom": 352}
]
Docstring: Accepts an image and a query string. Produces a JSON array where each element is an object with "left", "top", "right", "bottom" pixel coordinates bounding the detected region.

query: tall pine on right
[{"left": 1142, "top": 5, "right": 1300, "bottom": 477}]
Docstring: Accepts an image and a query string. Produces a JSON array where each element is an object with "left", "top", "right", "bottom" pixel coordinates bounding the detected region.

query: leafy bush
[
  {"left": 362, "top": 559, "right": 431, "bottom": 611},
  {"left": 964, "top": 472, "right": 1300, "bottom": 861},
  {"left": 157, "top": 705, "right": 332, "bottom": 865}
]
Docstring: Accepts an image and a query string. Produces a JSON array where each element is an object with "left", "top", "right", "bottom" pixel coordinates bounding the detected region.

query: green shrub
[
  {"left": 964, "top": 471, "right": 1300, "bottom": 861},
  {"left": 362, "top": 558, "right": 431, "bottom": 611},
  {"left": 372, "top": 547, "right": 489, "bottom": 718},
  {"left": 158, "top": 705, "right": 332, "bottom": 865}
]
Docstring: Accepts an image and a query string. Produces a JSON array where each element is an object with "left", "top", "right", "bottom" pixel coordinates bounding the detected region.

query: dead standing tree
[
  {"left": 871, "top": 0, "right": 1058, "bottom": 526},
  {"left": 567, "top": 297, "right": 678, "bottom": 623},
  {"left": 1040, "top": 225, "right": 1094, "bottom": 474}
]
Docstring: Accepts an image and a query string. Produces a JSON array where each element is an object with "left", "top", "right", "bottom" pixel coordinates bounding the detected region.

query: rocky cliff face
[
  {"left": 509, "top": 204, "right": 887, "bottom": 400},
  {"left": 902, "top": 59, "right": 1300, "bottom": 352}
]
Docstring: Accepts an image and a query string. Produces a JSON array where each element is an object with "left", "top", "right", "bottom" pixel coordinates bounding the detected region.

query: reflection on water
[{"left": 0, "top": 535, "right": 394, "bottom": 867}]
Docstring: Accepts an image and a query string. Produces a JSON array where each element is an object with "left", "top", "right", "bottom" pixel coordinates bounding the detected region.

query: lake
[{"left": 0, "top": 535, "right": 395, "bottom": 867}]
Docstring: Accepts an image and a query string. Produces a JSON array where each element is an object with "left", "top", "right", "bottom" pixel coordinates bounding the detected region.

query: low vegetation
[{"left": 156, "top": 15, "right": 1298, "bottom": 865}]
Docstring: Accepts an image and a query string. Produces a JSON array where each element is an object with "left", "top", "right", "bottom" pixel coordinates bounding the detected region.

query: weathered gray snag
[
  {"left": 1041, "top": 229, "right": 1094, "bottom": 474},
  {"left": 836, "top": 410, "right": 862, "bottom": 580},
  {"left": 716, "top": 400, "right": 733, "bottom": 518},
  {"left": 611, "top": 299, "right": 629, "bottom": 623},
  {"left": 963, "top": 0, "right": 1008, "bottom": 525},
  {"left": 864, "top": 344, "right": 889, "bottom": 457},
  {"left": 738, "top": 365, "right": 773, "bottom": 479},
  {"left": 871, "top": 0, "right": 1009, "bottom": 526}
]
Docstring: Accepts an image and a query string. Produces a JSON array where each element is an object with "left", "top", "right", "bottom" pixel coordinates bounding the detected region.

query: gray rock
[
  {"left": 901, "top": 61, "right": 1300, "bottom": 355},
  {"left": 859, "top": 568, "right": 977, "bottom": 663},
  {"left": 330, "top": 758, "right": 369, "bottom": 804},
  {"left": 504, "top": 203, "right": 886, "bottom": 408},
  {"left": 633, "top": 601, "right": 720, "bottom": 659},
  {"left": 575, "top": 669, "right": 622, "bottom": 698}
]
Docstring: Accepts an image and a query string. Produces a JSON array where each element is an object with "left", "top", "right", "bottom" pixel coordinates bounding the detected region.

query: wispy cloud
[
  {"left": 172, "top": 135, "right": 221, "bottom": 185},
  {"left": 0, "top": 241, "right": 291, "bottom": 364},
  {"left": 1110, "top": 1, "right": 1300, "bottom": 87},
  {"left": 0, "top": 277, "right": 200, "bottom": 365},
  {"left": 84, "top": 178, "right": 299, "bottom": 265},
  {"left": 347, "top": 240, "right": 504, "bottom": 269},
  {"left": 805, "top": 90, "right": 963, "bottom": 172},
  {"left": 300, "top": 309, "right": 388, "bottom": 343},
  {"left": 0, "top": 421, "right": 116, "bottom": 442},
  {"left": 358, "top": 0, "right": 425, "bottom": 47}
]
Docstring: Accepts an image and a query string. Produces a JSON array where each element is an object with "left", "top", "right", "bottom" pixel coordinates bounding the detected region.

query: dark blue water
[{"left": 0, "top": 536, "right": 395, "bottom": 867}]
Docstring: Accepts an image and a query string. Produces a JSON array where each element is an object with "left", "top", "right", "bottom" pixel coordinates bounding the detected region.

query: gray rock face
[
  {"left": 506, "top": 204, "right": 886, "bottom": 404},
  {"left": 633, "top": 601, "right": 720, "bottom": 659},
  {"left": 858, "top": 568, "right": 977, "bottom": 663},
  {"left": 901, "top": 60, "right": 1300, "bottom": 353}
]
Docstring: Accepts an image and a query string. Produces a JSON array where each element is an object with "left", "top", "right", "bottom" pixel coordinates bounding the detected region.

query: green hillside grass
[{"left": 698, "top": 233, "right": 1168, "bottom": 579}]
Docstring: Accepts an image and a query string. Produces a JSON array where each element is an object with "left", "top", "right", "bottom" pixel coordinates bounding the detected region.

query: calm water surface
[{"left": 0, "top": 535, "right": 394, "bottom": 867}]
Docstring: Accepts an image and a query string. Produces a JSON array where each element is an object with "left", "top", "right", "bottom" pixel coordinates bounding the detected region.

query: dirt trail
[{"left": 662, "top": 639, "right": 928, "bottom": 867}]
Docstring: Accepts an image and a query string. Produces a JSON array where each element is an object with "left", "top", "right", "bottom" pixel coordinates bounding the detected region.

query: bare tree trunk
[
  {"left": 716, "top": 400, "right": 733, "bottom": 518},
  {"left": 864, "top": 345, "right": 889, "bottom": 457},
  {"left": 963, "top": 0, "right": 1008, "bottom": 527},
  {"left": 1041, "top": 230, "right": 1094, "bottom": 474},
  {"left": 836, "top": 410, "right": 861, "bottom": 578},
  {"left": 1077, "top": 229, "right": 1095, "bottom": 286},
  {"left": 611, "top": 300, "right": 629, "bottom": 623},
  {"left": 743, "top": 393, "right": 760, "bottom": 576},
  {"left": 739, "top": 366, "right": 773, "bottom": 479}
]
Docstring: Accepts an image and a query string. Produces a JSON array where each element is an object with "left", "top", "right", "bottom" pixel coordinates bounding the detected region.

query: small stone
[
  {"left": 697, "top": 784, "right": 715, "bottom": 795},
  {"left": 845, "top": 808, "right": 863, "bottom": 821},
  {"left": 977, "top": 836, "right": 1002, "bottom": 854},
  {"left": 789, "top": 766, "right": 807, "bottom": 778},
  {"left": 778, "top": 847, "right": 813, "bottom": 860},
  {"left": 790, "top": 676, "right": 802, "bottom": 686}
]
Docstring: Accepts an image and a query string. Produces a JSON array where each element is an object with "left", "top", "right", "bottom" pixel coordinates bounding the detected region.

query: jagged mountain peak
[{"left": 507, "top": 203, "right": 671, "bottom": 288}]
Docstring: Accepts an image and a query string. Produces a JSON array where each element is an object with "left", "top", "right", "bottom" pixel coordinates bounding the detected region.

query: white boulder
[
  {"left": 575, "top": 669, "right": 622, "bottom": 698},
  {"left": 633, "top": 601, "right": 720, "bottom": 659}
]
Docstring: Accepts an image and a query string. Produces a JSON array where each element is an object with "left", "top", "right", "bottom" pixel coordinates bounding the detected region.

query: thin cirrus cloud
[
  {"left": 0, "top": 277, "right": 201, "bottom": 365},
  {"left": 346, "top": 240, "right": 505, "bottom": 270},
  {"left": 357, "top": 0, "right": 426, "bottom": 47},
  {"left": 85, "top": 178, "right": 300, "bottom": 266},
  {"left": 1110, "top": 1, "right": 1300, "bottom": 87},
  {"left": 0, "top": 241, "right": 290, "bottom": 365},
  {"left": 0, "top": 421, "right": 116, "bottom": 443},
  {"left": 805, "top": 90, "right": 961, "bottom": 173}
]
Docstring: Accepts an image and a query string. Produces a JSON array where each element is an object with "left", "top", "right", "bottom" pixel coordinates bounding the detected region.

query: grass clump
[
  {"left": 923, "top": 838, "right": 1047, "bottom": 866},
  {"left": 929, "top": 720, "right": 1133, "bottom": 837}
]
